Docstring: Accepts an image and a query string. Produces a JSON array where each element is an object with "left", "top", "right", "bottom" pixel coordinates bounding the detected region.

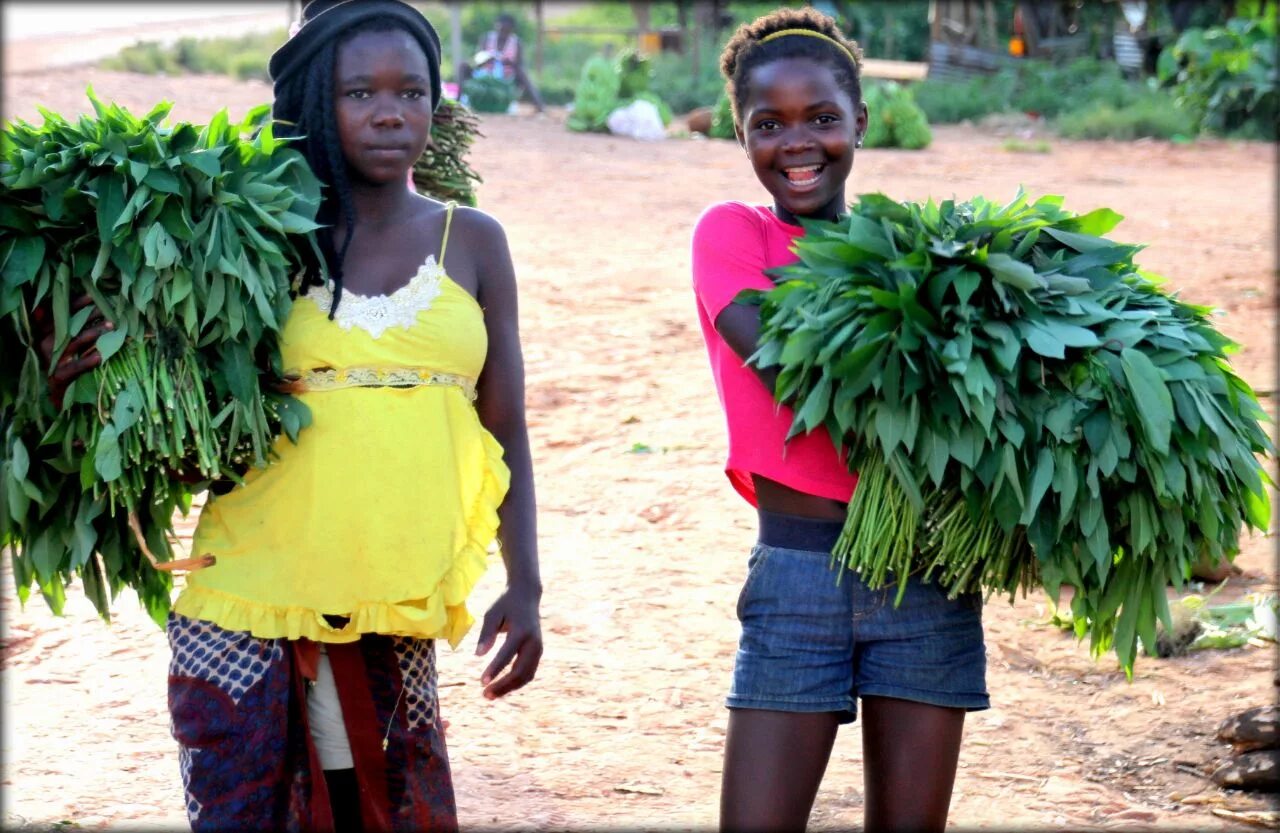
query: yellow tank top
[{"left": 175, "top": 203, "right": 509, "bottom": 648}]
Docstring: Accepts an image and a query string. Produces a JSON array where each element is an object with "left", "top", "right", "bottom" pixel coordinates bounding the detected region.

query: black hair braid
[
  {"left": 273, "top": 39, "right": 355, "bottom": 318},
  {"left": 314, "top": 42, "right": 356, "bottom": 319}
]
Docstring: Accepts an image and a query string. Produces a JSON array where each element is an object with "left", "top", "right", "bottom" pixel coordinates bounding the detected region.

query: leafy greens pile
[
  {"left": 743, "top": 190, "right": 1273, "bottom": 673},
  {"left": 412, "top": 97, "right": 483, "bottom": 207},
  {"left": 0, "top": 91, "right": 320, "bottom": 625}
]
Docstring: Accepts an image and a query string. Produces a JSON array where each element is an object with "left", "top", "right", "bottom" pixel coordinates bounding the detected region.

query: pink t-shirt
[{"left": 691, "top": 201, "right": 859, "bottom": 507}]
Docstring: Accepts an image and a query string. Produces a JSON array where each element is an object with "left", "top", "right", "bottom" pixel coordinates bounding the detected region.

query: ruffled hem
[{"left": 175, "top": 430, "right": 510, "bottom": 651}]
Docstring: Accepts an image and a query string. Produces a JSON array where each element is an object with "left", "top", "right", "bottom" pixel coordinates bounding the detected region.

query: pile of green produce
[
  {"left": 568, "top": 49, "right": 672, "bottom": 134},
  {"left": 412, "top": 97, "right": 483, "bottom": 207},
  {"left": 708, "top": 91, "right": 736, "bottom": 140},
  {"left": 1, "top": 90, "right": 319, "bottom": 625},
  {"left": 862, "top": 81, "right": 932, "bottom": 150},
  {"left": 741, "top": 190, "right": 1272, "bottom": 673},
  {"left": 461, "top": 75, "right": 514, "bottom": 114}
]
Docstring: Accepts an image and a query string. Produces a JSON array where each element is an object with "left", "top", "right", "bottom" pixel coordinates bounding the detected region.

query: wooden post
[
  {"left": 449, "top": 0, "right": 463, "bottom": 85},
  {"left": 535, "top": 0, "right": 545, "bottom": 77}
]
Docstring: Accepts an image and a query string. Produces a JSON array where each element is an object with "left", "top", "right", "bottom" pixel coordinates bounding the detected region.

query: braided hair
[
  {"left": 269, "top": 0, "right": 442, "bottom": 316},
  {"left": 719, "top": 7, "right": 864, "bottom": 131}
]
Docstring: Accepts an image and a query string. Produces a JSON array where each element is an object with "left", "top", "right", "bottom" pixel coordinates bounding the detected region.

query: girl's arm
[
  {"left": 714, "top": 302, "right": 781, "bottom": 397},
  {"left": 468, "top": 211, "right": 543, "bottom": 700}
]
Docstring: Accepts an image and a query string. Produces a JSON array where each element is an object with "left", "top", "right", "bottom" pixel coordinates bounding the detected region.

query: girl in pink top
[{"left": 691, "top": 8, "right": 988, "bottom": 832}]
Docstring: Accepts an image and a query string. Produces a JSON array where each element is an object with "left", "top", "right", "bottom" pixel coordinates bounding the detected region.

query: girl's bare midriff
[{"left": 752, "top": 473, "right": 848, "bottom": 521}]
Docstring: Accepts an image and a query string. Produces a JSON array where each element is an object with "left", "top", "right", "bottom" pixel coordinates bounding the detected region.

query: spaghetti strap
[{"left": 439, "top": 201, "right": 457, "bottom": 263}]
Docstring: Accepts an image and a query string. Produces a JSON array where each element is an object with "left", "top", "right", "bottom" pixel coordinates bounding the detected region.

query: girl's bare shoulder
[{"left": 443, "top": 203, "right": 509, "bottom": 251}]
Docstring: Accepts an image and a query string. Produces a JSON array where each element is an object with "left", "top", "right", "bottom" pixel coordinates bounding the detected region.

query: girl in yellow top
[{"left": 53, "top": 2, "right": 543, "bottom": 830}]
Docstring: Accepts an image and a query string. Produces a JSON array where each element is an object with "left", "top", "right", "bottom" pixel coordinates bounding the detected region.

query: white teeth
[{"left": 785, "top": 165, "right": 821, "bottom": 173}]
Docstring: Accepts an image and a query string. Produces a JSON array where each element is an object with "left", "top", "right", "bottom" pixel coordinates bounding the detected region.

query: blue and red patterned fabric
[{"left": 167, "top": 613, "right": 457, "bottom": 832}]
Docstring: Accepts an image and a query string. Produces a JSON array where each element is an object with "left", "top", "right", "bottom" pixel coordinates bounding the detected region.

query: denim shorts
[{"left": 728, "top": 510, "right": 990, "bottom": 723}]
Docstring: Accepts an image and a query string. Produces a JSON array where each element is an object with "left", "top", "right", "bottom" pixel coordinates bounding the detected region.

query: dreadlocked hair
[
  {"left": 719, "top": 7, "right": 864, "bottom": 131},
  {"left": 272, "top": 16, "right": 425, "bottom": 317}
]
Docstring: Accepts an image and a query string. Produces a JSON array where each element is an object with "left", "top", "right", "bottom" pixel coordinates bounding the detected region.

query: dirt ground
[{"left": 1, "top": 68, "right": 1277, "bottom": 832}]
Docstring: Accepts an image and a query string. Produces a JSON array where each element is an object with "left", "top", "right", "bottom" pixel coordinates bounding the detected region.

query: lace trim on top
[
  {"left": 304, "top": 255, "right": 445, "bottom": 339},
  {"left": 298, "top": 367, "right": 477, "bottom": 400}
]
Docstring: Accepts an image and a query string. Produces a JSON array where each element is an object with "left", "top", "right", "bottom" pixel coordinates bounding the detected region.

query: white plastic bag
[{"left": 606, "top": 100, "right": 666, "bottom": 142}]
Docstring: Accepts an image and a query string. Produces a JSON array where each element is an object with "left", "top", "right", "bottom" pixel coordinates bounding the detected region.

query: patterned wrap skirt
[{"left": 167, "top": 613, "right": 457, "bottom": 832}]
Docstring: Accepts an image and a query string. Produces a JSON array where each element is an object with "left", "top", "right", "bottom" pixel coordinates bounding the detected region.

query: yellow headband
[{"left": 758, "top": 28, "right": 858, "bottom": 67}]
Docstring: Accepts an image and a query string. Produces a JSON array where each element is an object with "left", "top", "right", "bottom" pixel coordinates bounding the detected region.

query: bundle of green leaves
[
  {"left": 862, "top": 82, "right": 932, "bottom": 150},
  {"left": 742, "top": 190, "right": 1272, "bottom": 673},
  {"left": 461, "top": 75, "right": 515, "bottom": 114},
  {"left": 0, "top": 91, "right": 320, "bottom": 625},
  {"left": 412, "top": 97, "right": 483, "bottom": 207},
  {"left": 567, "top": 54, "right": 621, "bottom": 133},
  {"left": 568, "top": 50, "right": 674, "bottom": 134}
]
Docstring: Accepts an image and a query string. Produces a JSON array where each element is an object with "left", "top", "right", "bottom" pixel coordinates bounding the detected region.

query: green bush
[
  {"left": 101, "top": 31, "right": 284, "bottom": 81},
  {"left": 912, "top": 72, "right": 1016, "bottom": 124},
  {"left": 648, "top": 42, "right": 730, "bottom": 114},
  {"left": 1157, "top": 17, "right": 1277, "bottom": 139},
  {"left": 1055, "top": 89, "right": 1198, "bottom": 140},
  {"left": 101, "top": 41, "right": 181, "bottom": 75}
]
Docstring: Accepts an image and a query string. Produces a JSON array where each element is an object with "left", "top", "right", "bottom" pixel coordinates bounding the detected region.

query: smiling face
[
  {"left": 737, "top": 57, "right": 867, "bottom": 225},
  {"left": 334, "top": 28, "right": 434, "bottom": 186}
]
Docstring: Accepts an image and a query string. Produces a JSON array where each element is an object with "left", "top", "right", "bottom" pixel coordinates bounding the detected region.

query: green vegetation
[
  {"left": 914, "top": 57, "right": 1207, "bottom": 141},
  {"left": 708, "top": 91, "right": 736, "bottom": 140},
  {"left": 1158, "top": 17, "right": 1277, "bottom": 139},
  {"left": 1055, "top": 90, "right": 1197, "bottom": 141},
  {"left": 101, "top": 30, "right": 286, "bottom": 82}
]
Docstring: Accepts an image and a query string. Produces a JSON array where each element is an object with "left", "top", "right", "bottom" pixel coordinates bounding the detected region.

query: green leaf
[
  {"left": 1057, "top": 207, "right": 1124, "bottom": 237},
  {"left": 93, "top": 425, "right": 122, "bottom": 482},
  {"left": 1120, "top": 348, "right": 1173, "bottom": 455},
  {"left": 986, "top": 253, "right": 1044, "bottom": 291},
  {"left": 111, "top": 381, "right": 144, "bottom": 433},
  {"left": 2, "top": 237, "right": 45, "bottom": 287},
  {"left": 1024, "top": 325, "right": 1065, "bottom": 360},
  {"left": 95, "top": 328, "right": 127, "bottom": 362}
]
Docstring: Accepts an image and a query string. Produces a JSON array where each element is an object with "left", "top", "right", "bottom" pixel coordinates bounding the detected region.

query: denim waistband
[{"left": 757, "top": 509, "right": 844, "bottom": 553}]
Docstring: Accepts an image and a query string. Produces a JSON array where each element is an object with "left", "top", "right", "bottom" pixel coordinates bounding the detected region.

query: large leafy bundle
[
  {"left": 0, "top": 91, "right": 319, "bottom": 625},
  {"left": 461, "top": 75, "right": 515, "bottom": 114},
  {"left": 412, "top": 97, "right": 483, "bottom": 207},
  {"left": 744, "top": 191, "right": 1273, "bottom": 672},
  {"left": 568, "top": 55, "right": 624, "bottom": 133}
]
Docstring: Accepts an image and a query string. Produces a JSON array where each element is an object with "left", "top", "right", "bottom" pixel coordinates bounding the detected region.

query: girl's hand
[
  {"left": 474, "top": 583, "right": 543, "bottom": 700},
  {"left": 34, "top": 294, "right": 114, "bottom": 409}
]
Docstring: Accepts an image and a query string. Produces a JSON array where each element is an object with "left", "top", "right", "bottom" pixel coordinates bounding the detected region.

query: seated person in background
[{"left": 462, "top": 13, "right": 546, "bottom": 113}]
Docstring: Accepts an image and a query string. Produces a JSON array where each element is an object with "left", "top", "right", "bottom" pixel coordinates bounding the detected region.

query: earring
[{"left": 856, "top": 139, "right": 863, "bottom": 148}]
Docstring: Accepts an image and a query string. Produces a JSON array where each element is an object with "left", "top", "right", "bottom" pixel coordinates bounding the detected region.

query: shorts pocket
[{"left": 735, "top": 544, "right": 774, "bottom": 621}]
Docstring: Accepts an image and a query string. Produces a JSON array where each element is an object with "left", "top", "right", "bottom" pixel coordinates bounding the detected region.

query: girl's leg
[
  {"left": 860, "top": 696, "right": 966, "bottom": 833},
  {"left": 720, "top": 709, "right": 841, "bottom": 832},
  {"left": 322, "top": 768, "right": 362, "bottom": 832}
]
